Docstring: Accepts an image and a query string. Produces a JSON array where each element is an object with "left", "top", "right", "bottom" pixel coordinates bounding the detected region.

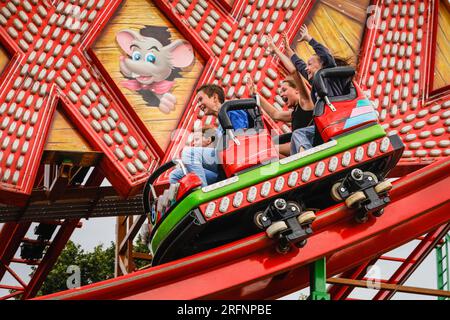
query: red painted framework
[
  {"left": 37, "top": 158, "right": 450, "bottom": 300},
  {"left": 0, "top": 0, "right": 449, "bottom": 300},
  {"left": 0, "top": 0, "right": 163, "bottom": 205}
]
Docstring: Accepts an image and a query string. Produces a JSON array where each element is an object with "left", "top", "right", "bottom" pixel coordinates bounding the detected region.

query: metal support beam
[
  {"left": 0, "top": 167, "right": 103, "bottom": 300},
  {"left": 327, "top": 257, "right": 380, "bottom": 300},
  {"left": 20, "top": 219, "right": 81, "bottom": 299},
  {"left": 373, "top": 224, "right": 450, "bottom": 300},
  {"left": 310, "top": 258, "right": 330, "bottom": 300},
  {"left": 46, "top": 162, "right": 74, "bottom": 202},
  {"left": 115, "top": 216, "right": 136, "bottom": 277},
  {"left": 18, "top": 168, "right": 105, "bottom": 299},
  {"left": 436, "top": 233, "right": 449, "bottom": 300},
  {"left": 0, "top": 222, "right": 32, "bottom": 281},
  {"left": 119, "top": 215, "right": 147, "bottom": 254},
  {"left": 132, "top": 252, "right": 153, "bottom": 261},
  {"left": 327, "top": 278, "right": 450, "bottom": 299}
]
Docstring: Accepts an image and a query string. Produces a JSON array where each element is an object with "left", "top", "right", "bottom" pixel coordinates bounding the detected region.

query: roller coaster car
[{"left": 143, "top": 67, "right": 404, "bottom": 266}]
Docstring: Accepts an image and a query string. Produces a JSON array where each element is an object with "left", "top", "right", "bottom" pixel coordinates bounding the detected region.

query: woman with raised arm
[
  {"left": 267, "top": 27, "right": 349, "bottom": 153},
  {"left": 265, "top": 33, "right": 317, "bottom": 154},
  {"left": 246, "top": 74, "right": 313, "bottom": 156}
]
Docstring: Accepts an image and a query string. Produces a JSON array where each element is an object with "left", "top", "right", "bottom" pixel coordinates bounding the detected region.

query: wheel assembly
[
  {"left": 364, "top": 171, "right": 379, "bottom": 183},
  {"left": 345, "top": 191, "right": 367, "bottom": 208},
  {"left": 375, "top": 180, "right": 393, "bottom": 194},
  {"left": 355, "top": 213, "right": 369, "bottom": 224},
  {"left": 330, "top": 182, "right": 344, "bottom": 201},
  {"left": 254, "top": 212, "right": 265, "bottom": 229},
  {"left": 297, "top": 211, "right": 316, "bottom": 225},
  {"left": 266, "top": 221, "right": 288, "bottom": 238},
  {"left": 372, "top": 208, "right": 385, "bottom": 217}
]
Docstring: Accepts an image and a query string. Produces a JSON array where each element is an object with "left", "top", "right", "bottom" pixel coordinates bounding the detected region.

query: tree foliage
[
  {"left": 32, "top": 235, "right": 151, "bottom": 297},
  {"left": 33, "top": 241, "right": 115, "bottom": 297}
]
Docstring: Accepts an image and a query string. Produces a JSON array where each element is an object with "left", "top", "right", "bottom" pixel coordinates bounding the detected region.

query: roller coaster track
[{"left": 37, "top": 158, "right": 450, "bottom": 300}]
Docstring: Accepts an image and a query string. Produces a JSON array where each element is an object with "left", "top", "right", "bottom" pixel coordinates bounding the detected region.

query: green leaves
[{"left": 33, "top": 241, "right": 115, "bottom": 296}]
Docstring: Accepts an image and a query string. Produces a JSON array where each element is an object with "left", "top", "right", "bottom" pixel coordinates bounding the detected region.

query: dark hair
[
  {"left": 333, "top": 56, "right": 352, "bottom": 67},
  {"left": 193, "top": 124, "right": 217, "bottom": 145},
  {"left": 313, "top": 54, "right": 352, "bottom": 67},
  {"left": 196, "top": 84, "right": 225, "bottom": 103}
]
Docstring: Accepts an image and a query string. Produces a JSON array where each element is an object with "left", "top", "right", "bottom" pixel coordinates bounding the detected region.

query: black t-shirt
[{"left": 291, "top": 104, "right": 313, "bottom": 131}]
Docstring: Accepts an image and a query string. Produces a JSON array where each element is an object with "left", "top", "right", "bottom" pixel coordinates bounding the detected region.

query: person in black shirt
[
  {"left": 246, "top": 75, "right": 313, "bottom": 156},
  {"left": 288, "top": 25, "right": 349, "bottom": 104},
  {"left": 267, "top": 26, "right": 348, "bottom": 154}
]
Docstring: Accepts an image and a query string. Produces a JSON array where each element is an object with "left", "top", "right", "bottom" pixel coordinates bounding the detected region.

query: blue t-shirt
[
  {"left": 217, "top": 109, "right": 249, "bottom": 134},
  {"left": 228, "top": 110, "right": 249, "bottom": 130},
  {"left": 215, "top": 109, "right": 249, "bottom": 145}
]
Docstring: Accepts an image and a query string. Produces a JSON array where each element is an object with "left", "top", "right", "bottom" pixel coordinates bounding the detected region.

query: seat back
[
  {"left": 217, "top": 99, "right": 278, "bottom": 177},
  {"left": 313, "top": 67, "right": 378, "bottom": 141}
]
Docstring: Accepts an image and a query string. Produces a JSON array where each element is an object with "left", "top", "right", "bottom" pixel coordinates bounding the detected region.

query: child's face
[{"left": 193, "top": 132, "right": 210, "bottom": 147}]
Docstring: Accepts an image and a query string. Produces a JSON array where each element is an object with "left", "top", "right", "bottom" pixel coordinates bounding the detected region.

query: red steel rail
[{"left": 37, "top": 158, "right": 450, "bottom": 300}]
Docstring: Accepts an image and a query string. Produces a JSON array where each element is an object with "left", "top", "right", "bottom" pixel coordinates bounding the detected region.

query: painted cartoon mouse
[{"left": 116, "top": 26, "right": 194, "bottom": 114}]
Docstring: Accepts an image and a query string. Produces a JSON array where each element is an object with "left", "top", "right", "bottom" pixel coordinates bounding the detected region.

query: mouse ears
[
  {"left": 166, "top": 40, "right": 195, "bottom": 68},
  {"left": 116, "top": 29, "right": 141, "bottom": 56}
]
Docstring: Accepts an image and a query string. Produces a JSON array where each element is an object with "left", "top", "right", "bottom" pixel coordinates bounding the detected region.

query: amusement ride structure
[{"left": 0, "top": 0, "right": 449, "bottom": 300}]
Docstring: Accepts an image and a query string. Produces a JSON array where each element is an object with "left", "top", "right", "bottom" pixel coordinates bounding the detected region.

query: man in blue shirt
[{"left": 170, "top": 84, "right": 249, "bottom": 186}]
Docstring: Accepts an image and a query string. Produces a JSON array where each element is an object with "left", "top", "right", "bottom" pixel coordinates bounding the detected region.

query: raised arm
[
  {"left": 266, "top": 35, "right": 297, "bottom": 75},
  {"left": 298, "top": 25, "right": 336, "bottom": 68},
  {"left": 281, "top": 32, "right": 309, "bottom": 80},
  {"left": 291, "top": 71, "right": 314, "bottom": 111},
  {"left": 245, "top": 75, "right": 292, "bottom": 123}
]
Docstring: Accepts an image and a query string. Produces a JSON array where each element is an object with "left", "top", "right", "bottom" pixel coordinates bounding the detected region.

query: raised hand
[
  {"left": 282, "top": 32, "right": 295, "bottom": 56},
  {"left": 244, "top": 74, "right": 257, "bottom": 96},
  {"left": 281, "top": 32, "right": 289, "bottom": 49},
  {"left": 298, "top": 24, "right": 312, "bottom": 43},
  {"left": 265, "top": 35, "right": 277, "bottom": 53}
]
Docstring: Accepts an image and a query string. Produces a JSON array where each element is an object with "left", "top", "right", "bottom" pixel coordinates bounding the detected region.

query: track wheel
[
  {"left": 295, "top": 239, "right": 307, "bottom": 248},
  {"left": 266, "top": 221, "right": 288, "bottom": 239},
  {"left": 345, "top": 191, "right": 366, "bottom": 209},
  {"left": 254, "top": 212, "right": 265, "bottom": 229},
  {"left": 364, "top": 171, "right": 379, "bottom": 183},
  {"left": 330, "top": 182, "right": 343, "bottom": 201},
  {"left": 355, "top": 213, "right": 369, "bottom": 224},
  {"left": 276, "top": 243, "right": 291, "bottom": 254},
  {"left": 375, "top": 180, "right": 392, "bottom": 194},
  {"left": 297, "top": 211, "right": 316, "bottom": 225},
  {"left": 372, "top": 208, "right": 385, "bottom": 217}
]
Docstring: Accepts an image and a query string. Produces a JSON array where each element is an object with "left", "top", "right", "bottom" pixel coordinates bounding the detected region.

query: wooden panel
[
  {"left": 0, "top": 44, "right": 8, "bottom": 76},
  {"left": 433, "top": 0, "right": 450, "bottom": 91},
  {"left": 92, "top": 0, "right": 204, "bottom": 151},
  {"left": 293, "top": 0, "right": 370, "bottom": 68},
  {"left": 46, "top": 108, "right": 94, "bottom": 152},
  {"left": 321, "top": 0, "right": 370, "bottom": 23},
  {"left": 45, "top": 0, "right": 204, "bottom": 153}
]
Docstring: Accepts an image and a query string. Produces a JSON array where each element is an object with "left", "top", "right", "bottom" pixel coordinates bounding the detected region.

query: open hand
[
  {"left": 281, "top": 32, "right": 289, "bottom": 49},
  {"left": 244, "top": 74, "right": 257, "bottom": 96},
  {"left": 282, "top": 32, "right": 295, "bottom": 56},
  {"left": 265, "top": 35, "right": 277, "bottom": 54},
  {"left": 298, "top": 24, "right": 312, "bottom": 42}
]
